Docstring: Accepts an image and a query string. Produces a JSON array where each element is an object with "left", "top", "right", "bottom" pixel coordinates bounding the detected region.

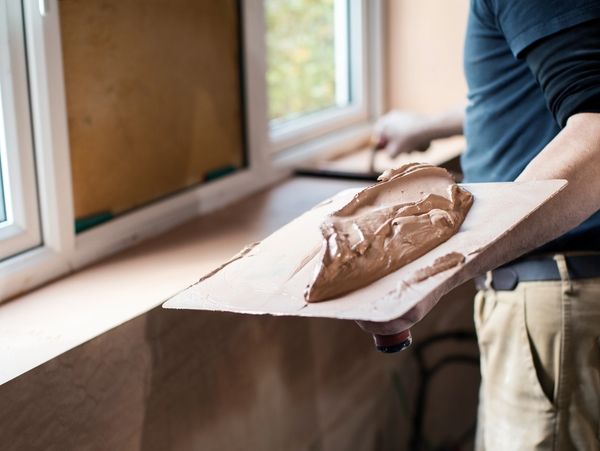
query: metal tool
[{"left": 368, "top": 136, "right": 388, "bottom": 174}]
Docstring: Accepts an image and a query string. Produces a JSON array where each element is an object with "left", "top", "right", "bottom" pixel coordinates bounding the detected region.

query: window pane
[
  {"left": 266, "top": 0, "right": 350, "bottom": 124},
  {"left": 0, "top": 42, "right": 6, "bottom": 225},
  {"left": 0, "top": 0, "right": 42, "bottom": 260}
]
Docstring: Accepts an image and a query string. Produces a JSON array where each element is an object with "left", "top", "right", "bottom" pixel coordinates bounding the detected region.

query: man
[{"left": 366, "top": 0, "right": 600, "bottom": 449}]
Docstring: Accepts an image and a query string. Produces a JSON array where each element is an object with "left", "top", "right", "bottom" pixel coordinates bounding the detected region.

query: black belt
[{"left": 475, "top": 254, "right": 600, "bottom": 291}]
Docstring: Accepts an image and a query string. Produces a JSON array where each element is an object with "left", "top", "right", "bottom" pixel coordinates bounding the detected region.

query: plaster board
[{"left": 164, "top": 180, "right": 566, "bottom": 322}]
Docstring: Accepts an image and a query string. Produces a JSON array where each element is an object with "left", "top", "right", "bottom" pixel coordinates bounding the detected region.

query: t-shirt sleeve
[
  {"left": 490, "top": 0, "right": 600, "bottom": 57},
  {"left": 524, "top": 18, "right": 600, "bottom": 128}
]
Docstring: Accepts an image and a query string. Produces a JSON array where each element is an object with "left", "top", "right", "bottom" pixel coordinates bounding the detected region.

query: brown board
[
  {"left": 163, "top": 180, "right": 566, "bottom": 322},
  {"left": 59, "top": 0, "right": 245, "bottom": 220}
]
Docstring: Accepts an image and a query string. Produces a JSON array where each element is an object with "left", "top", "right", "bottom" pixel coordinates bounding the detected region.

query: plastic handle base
[{"left": 373, "top": 329, "right": 413, "bottom": 353}]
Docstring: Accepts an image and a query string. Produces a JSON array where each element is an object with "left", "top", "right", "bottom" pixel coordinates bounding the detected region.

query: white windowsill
[{"left": 0, "top": 175, "right": 368, "bottom": 386}]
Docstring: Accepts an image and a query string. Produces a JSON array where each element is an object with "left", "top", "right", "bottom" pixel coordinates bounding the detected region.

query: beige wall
[{"left": 385, "top": 0, "right": 470, "bottom": 114}]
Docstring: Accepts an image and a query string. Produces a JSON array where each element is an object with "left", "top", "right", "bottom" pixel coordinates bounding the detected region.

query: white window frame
[
  {"left": 268, "top": 0, "right": 367, "bottom": 152},
  {"left": 263, "top": 0, "right": 385, "bottom": 161},
  {"left": 0, "top": 0, "right": 384, "bottom": 303},
  {"left": 0, "top": 0, "right": 41, "bottom": 261}
]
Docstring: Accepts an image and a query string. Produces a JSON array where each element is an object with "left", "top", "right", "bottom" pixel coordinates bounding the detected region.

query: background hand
[
  {"left": 373, "top": 107, "right": 466, "bottom": 159},
  {"left": 373, "top": 110, "right": 434, "bottom": 158}
]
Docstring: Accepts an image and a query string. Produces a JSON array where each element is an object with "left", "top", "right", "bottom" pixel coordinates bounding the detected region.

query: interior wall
[
  {"left": 59, "top": 0, "right": 245, "bottom": 222},
  {"left": 0, "top": 285, "right": 478, "bottom": 451},
  {"left": 0, "top": 310, "right": 405, "bottom": 451},
  {"left": 385, "top": 0, "right": 470, "bottom": 114}
]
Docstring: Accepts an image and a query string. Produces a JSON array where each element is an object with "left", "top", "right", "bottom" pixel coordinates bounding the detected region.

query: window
[
  {"left": 0, "top": 0, "right": 41, "bottom": 261},
  {"left": 265, "top": 0, "right": 373, "bottom": 152},
  {"left": 266, "top": 0, "right": 349, "bottom": 123},
  {"left": 1, "top": 0, "right": 263, "bottom": 303}
]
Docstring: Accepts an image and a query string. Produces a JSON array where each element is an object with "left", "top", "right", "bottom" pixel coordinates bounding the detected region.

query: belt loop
[
  {"left": 553, "top": 253, "right": 573, "bottom": 294},
  {"left": 484, "top": 270, "right": 493, "bottom": 290}
]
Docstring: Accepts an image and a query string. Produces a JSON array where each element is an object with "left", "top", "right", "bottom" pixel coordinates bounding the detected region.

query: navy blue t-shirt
[{"left": 461, "top": 0, "right": 600, "bottom": 252}]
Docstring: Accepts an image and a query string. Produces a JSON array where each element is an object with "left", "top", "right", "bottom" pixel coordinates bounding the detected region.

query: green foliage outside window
[{"left": 266, "top": 0, "right": 337, "bottom": 123}]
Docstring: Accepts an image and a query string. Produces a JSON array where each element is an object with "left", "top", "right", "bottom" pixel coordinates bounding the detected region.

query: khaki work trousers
[{"left": 475, "top": 255, "right": 600, "bottom": 450}]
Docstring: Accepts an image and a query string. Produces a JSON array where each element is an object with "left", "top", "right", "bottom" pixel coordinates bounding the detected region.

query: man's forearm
[{"left": 467, "top": 112, "right": 600, "bottom": 277}]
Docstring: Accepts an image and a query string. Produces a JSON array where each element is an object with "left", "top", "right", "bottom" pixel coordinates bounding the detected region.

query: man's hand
[
  {"left": 356, "top": 288, "right": 443, "bottom": 335},
  {"left": 355, "top": 265, "right": 471, "bottom": 338},
  {"left": 359, "top": 112, "right": 600, "bottom": 338},
  {"left": 373, "top": 107, "right": 465, "bottom": 158},
  {"left": 373, "top": 111, "right": 433, "bottom": 157}
]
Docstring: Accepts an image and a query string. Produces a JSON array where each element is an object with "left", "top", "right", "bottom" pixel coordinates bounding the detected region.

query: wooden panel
[{"left": 59, "top": 0, "right": 245, "bottom": 219}]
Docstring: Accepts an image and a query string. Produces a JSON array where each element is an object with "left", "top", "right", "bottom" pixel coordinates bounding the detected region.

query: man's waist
[{"left": 475, "top": 253, "right": 600, "bottom": 291}]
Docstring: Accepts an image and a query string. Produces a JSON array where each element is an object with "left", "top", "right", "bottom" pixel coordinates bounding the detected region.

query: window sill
[
  {"left": 0, "top": 175, "right": 368, "bottom": 386},
  {"left": 299, "top": 135, "right": 465, "bottom": 174}
]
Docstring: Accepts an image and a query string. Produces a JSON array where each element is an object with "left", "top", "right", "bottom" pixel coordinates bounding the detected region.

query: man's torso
[{"left": 461, "top": 0, "right": 600, "bottom": 252}]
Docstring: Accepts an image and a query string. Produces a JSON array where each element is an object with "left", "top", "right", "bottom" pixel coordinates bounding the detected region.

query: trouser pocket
[
  {"left": 522, "top": 285, "right": 562, "bottom": 408},
  {"left": 475, "top": 287, "right": 557, "bottom": 450}
]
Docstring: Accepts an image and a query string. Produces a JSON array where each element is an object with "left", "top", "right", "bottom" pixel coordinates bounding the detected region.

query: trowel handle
[{"left": 372, "top": 329, "right": 412, "bottom": 353}]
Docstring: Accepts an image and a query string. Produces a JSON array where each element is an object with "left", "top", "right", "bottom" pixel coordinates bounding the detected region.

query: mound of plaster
[{"left": 304, "top": 163, "right": 473, "bottom": 302}]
